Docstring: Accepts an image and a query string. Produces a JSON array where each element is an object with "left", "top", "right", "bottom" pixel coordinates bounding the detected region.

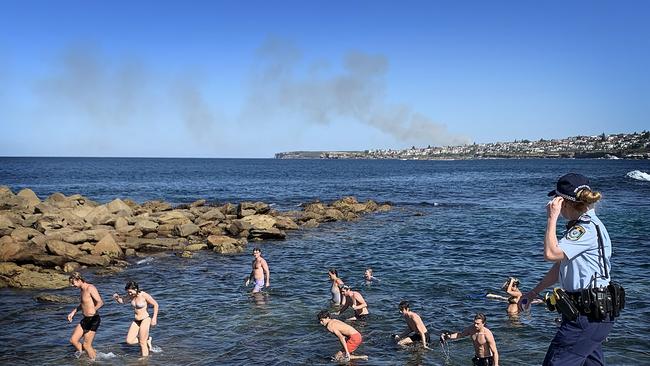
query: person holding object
[
  {"left": 439, "top": 313, "right": 499, "bottom": 366},
  {"left": 245, "top": 247, "right": 270, "bottom": 293},
  {"left": 519, "top": 173, "right": 624, "bottom": 365},
  {"left": 393, "top": 300, "right": 430, "bottom": 349},
  {"left": 67, "top": 272, "right": 103, "bottom": 361},
  {"left": 112, "top": 281, "right": 159, "bottom": 357}
]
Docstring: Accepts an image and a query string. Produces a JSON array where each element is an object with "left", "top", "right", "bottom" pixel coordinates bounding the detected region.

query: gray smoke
[{"left": 245, "top": 39, "right": 470, "bottom": 146}]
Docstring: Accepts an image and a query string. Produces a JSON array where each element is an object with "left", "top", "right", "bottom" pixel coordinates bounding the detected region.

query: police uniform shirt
[{"left": 558, "top": 209, "right": 612, "bottom": 292}]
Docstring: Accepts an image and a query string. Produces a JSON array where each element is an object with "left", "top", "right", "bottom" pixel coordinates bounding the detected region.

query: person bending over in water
[
  {"left": 245, "top": 247, "right": 270, "bottom": 293},
  {"left": 336, "top": 285, "right": 369, "bottom": 321},
  {"left": 67, "top": 272, "right": 103, "bottom": 361},
  {"left": 328, "top": 268, "right": 345, "bottom": 305},
  {"left": 440, "top": 313, "right": 499, "bottom": 366},
  {"left": 113, "top": 281, "right": 159, "bottom": 357},
  {"left": 318, "top": 310, "right": 368, "bottom": 362},
  {"left": 394, "top": 301, "right": 430, "bottom": 349}
]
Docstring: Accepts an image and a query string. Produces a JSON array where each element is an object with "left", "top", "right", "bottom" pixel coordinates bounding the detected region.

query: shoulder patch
[{"left": 565, "top": 225, "right": 586, "bottom": 241}]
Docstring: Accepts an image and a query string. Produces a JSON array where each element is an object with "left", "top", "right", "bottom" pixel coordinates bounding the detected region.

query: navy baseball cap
[{"left": 548, "top": 173, "right": 590, "bottom": 202}]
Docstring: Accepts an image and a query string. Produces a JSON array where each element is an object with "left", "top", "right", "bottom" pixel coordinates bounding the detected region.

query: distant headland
[{"left": 275, "top": 131, "right": 650, "bottom": 160}]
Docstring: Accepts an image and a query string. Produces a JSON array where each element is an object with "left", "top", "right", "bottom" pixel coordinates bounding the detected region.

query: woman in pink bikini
[{"left": 113, "top": 281, "right": 159, "bottom": 357}]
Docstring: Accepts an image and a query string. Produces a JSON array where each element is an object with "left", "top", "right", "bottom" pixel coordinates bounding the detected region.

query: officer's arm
[{"left": 544, "top": 214, "right": 567, "bottom": 262}]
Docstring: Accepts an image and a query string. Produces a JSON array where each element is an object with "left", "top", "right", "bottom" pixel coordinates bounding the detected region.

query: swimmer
[
  {"left": 67, "top": 272, "right": 104, "bottom": 361},
  {"left": 328, "top": 268, "right": 345, "bottom": 305},
  {"left": 317, "top": 310, "right": 368, "bottom": 362},
  {"left": 364, "top": 268, "right": 378, "bottom": 283},
  {"left": 394, "top": 301, "right": 431, "bottom": 349},
  {"left": 113, "top": 281, "right": 159, "bottom": 357},
  {"left": 336, "top": 285, "right": 369, "bottom": 321},
  {"left": 503, "top": 277, "right": 522, "bottom": 315},
  {"left": 440, "top": 313, "right": 499, "bottom": 366},
  {"left": 244, "top": 247, "right": 270, "bottom": 293}
]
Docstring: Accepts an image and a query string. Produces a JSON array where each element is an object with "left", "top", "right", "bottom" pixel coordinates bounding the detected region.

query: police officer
[{"left": 520, "top": 173, "right": 620, "bottom": 366}]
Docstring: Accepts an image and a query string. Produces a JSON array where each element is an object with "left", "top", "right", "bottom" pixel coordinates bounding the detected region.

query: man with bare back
[
  {"left": 317, "top": 310, "right": 368, "bottom": 362},
  {"left": 245, "top": 247, "right": 270, "bottom": 293},
  {"left": 440, "top": 313, "right": 499, "bottom": 366},
  {"left": 336, "top": 285, "right": 369, "bottom": 321},
  {"left": 394, "top": 300, "right": 431, "bottom": 349},
  {"left": 67, "top": 272, "right": 104, "bottom": 360}
]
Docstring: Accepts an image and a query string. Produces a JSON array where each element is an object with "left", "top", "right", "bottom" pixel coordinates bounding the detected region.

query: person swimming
[{"left": 113, "top": 281, "right": 159, "bottom": 357}]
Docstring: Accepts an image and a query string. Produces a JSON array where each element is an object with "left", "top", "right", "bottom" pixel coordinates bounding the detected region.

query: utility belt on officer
[{"left": 545, "top": 282, "right": 625, "bottom": 321}]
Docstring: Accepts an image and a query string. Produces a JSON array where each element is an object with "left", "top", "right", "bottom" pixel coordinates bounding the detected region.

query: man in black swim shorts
[{"left": 67, "top": 273, "right": 104, "bottom": 361}]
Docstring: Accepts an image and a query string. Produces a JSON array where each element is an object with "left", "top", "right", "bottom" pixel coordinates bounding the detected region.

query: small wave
[
  {"left": 136, "top": 257, "right": 154, "bottom": 265},
  {"left": 151, "top": 345, "right": 163, "bottom": 353},
  {"left": 627, "top": 170, "right": 650, "bottom": 182},
  {"left": 96, "top": 352, "right": 117, "bottom": 359}
]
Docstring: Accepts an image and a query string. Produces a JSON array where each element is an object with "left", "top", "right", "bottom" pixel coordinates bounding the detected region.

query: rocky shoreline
[{"left": 0, "top": 186, "right": 390, "bottom": 290}]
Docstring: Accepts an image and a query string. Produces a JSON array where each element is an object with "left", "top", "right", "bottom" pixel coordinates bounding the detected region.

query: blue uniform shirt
[{"left": 558, "top": 209, "right": 611, "bottom": 291}]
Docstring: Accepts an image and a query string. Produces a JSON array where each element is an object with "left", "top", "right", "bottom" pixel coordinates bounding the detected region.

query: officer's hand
[{"left": 546, "top": 196, "right": 563, "bottom": 220}]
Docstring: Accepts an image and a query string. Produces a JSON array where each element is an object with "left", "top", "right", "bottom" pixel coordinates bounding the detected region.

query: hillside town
[{"left": 275, "top": 131, "right": 650, "bottom": 160}]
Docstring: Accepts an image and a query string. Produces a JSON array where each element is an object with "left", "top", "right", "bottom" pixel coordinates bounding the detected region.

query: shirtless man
[
  {"left": 245, "top": 247, "right": 270, "bottom": 293},
  {"left": 394, "top": 301, "right": 430, "bottom": 349},
  {"left": 336, "top": 285, "right": 369, "bottom": 321},
  {"left": 67, "top": 272, "right": 104, "bottom": 360},
  {"left": 440, "top": 313, "right": 499, "bottom": 366},
  {"left": 318, "top": 310, "right": 368, "bottom": 361}
]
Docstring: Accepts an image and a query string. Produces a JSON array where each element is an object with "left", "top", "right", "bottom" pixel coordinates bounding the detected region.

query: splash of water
[{"left": 627, "top": 170, "right": 650, "bottom": 182}]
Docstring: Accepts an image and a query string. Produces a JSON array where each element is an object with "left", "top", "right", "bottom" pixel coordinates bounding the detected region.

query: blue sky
[{"left": 1, "top": 0, "right": 648, "bottom": 157}]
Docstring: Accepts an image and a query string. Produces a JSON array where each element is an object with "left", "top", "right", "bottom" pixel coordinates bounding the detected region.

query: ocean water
[{"left": 1, "top": 158, "right": 649, "bottom": 365}]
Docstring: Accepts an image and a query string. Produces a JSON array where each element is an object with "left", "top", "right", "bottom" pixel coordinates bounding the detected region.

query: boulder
[
  {"left": 220, "top": 203, "right": 237, "bottom": 215},
  {"left": 106, "top": 198, "right": 133, "bottom": 215},
  {"left": 303, "top": 202, "right": 326, "bottom": 215},
  {"left": 16, "top": 188, "right": 41, "bottom": 207},
  {"left": 0, "top": 262, "right": 69, "bottom": 289},
  {"left": 364, "top": 200, "right": 379, "bottom": 211},
  {"left": 200, "top": 208, "right": 226, "bottom": 222},
  {"left": 0, "top": 236, "right": 44, "bottom": 262},
  {"left": 79, "top": 242, "right": 95, "bottom": 252},
  {"left": 273, "top": 216, "right": 299, "bottom": 230},
  {"left": 250, "top": 227, "right": 286, "bottom": 240},
  {"left": 124, "top": 237, "right": 188, "bottom": 252},
  {"left": 177, "top": 250, "right": 193, "bottom": 258},
  {"left": 76, "top": 254, "right": 111, "bottom": 267},
  {"left": 64, "top": 232, "right": 90, "bottom": 244},
  {"left": 46, "top": 240, "right": 84, "bottom": 258},
  {"left": 208, "top": 235, "right": 247, "bottom": 254},
  {"left": 84, "top": 205, "right": 112, "bottom": 225},
  {"left": 92, "top": 235, "right": 123, "bottom": 257},
  {"left": 10, "top": 227, "right": 43, "bottom": 242},
  {"left": 114, "top": 217, "right": 129, "bottom": 230},
  {"left": 71, "top": 205, "right": 94, "bottom": 219},
  {"left": 135, "top": 220, "right": 158, "bottom": 234},
  {"left": 31, "top": 254, "right": 67, "bottom": 268},
  {"left": 43, "top": 227, "right": 75, "bottom": 240},
  {"left": 35, "top": 215, "right": 66, "bottom": 232},
  {"left": 240, "top": 215, "right": 276, "bottom": 231},
  {"left": 140, "top": 200, "right": 172, "bottom": 213},
  {"left": 83, "top": 228, "right": 112, "bottom": 242},
  {"left": 184, "top": 243, "right": 208, "bottom": 251},
  {"left": 35, "top": 294, "right": 78, "bottom": 303},
  {"left": 0, "top": 215, "right": 15, "bottom": 236},
  {"left": 302, "top": 219, "right": 320, "bottom": 228},
  {"left": 377, "top": 204, "right": 391, "bottom": 212},
  {"left": 124, "top": 248, "right": 136, "bottom": 256},
  {"left": 323, "top": 209, "right": 344, "bottom": 222},
  {"left": 175, "top": 223, "right": 200, "bottom": 237},
  {"left": 190, "top": 199, "right": 206, "bottom": 207},
  {"left": 157, "top": 211, "right": 191, "bottom": 225},
  {"left": 63, "top": 261, "right": 81, "bottom": 273}
]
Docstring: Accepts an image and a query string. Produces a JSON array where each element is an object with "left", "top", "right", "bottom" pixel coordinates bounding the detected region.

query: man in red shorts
[{"left": 318, "top": 310, "right": 368, "bottom": 361}]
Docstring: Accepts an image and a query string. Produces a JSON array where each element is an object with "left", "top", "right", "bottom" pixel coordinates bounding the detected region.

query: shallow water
[{"left": 1, "top": 158, "right": 649, "bottom": 365}]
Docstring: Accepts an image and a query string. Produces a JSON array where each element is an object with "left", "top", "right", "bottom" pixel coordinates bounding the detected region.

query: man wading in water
[
  {"left": 245, "top": 247, "right": 270, "bottom": 293},
  {"left": 318, "top": 310, "right": 368, "bottom": 362},
  {"left": 440, "top": 313, "right": 499, "bottom": 366},
  {"left": 67, "top": 272, "right": 104, "bottom": 361}
]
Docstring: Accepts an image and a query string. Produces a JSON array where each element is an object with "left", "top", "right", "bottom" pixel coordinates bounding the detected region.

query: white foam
[
  {"left": 136, "top": 257, "right": 154, "bottom": 265},
  {"left": 95, "top": 352, "right": 117, "bottom": 359},
  {"left": 627, "top": 170, "right": 650, "bottom": 182},
  {"left": 150, "top": 345, "right": 163, "bottom": 353}
]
